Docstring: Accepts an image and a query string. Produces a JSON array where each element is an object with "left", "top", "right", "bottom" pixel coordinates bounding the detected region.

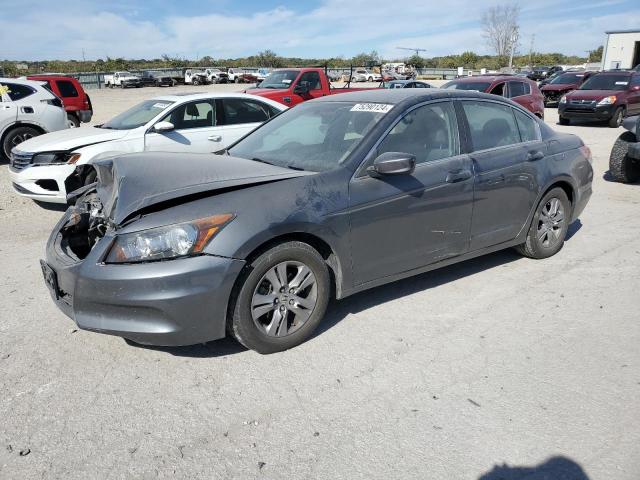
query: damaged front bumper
[{"left": 42, "top": 209, "right": 245, "bottom": 346}]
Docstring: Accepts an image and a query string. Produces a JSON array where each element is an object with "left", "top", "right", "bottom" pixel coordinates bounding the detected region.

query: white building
[{"left": 602, "top": 29, "right": 640, "bottom": 70}]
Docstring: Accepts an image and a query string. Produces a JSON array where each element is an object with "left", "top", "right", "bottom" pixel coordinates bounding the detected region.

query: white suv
[
  {"left": 9, "top": 92, "right": 286, "bottom": 203},
  {"left": 1, "top": 78, "right": 67, "bottom": 159}
]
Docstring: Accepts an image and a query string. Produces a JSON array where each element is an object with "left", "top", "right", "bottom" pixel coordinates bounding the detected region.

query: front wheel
[
  {"left": 516, "top": 188, "right": 571, "bottom": 259},
  {"left": 558, "top": 116, "right": 570, "bottom": 125},
  {"left": 609, "top": 131, "right": 640, "bottom": 183},
  {"left": 229, "top": 241, "right": 330, "bottom": 354},
  {"left": 608, "top": 107, "right": 624, "bottom": 128}
]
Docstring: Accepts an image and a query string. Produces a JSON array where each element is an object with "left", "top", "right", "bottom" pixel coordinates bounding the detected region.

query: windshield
[
  {"left": 258, "top": 70, "right": 298, "bottom": 89},
  {"left": 228, "top": 101, "right": 389, "bottom": 172},
  {"left": 579, "top": 74, "right": 630, "bottom": 91},
  {"left": 442, "top": 81, "right": 492, "bottom": 92},
  {"left": 101, "top": 99, "right": 174, "bottom": 130},
  {"left": 551, "top": 73, "right": 585, "bottom": 85},
  {"left": 120, "top": 72, "right": 132, "bottom": 76}
]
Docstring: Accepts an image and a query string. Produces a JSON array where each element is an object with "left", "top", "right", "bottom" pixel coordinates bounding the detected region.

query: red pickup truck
[{"left": 246, "top": 68, "right": 381, "bottom": 107}]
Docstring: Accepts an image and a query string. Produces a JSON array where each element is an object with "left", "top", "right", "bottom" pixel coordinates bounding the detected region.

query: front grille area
[
  {"left": 570, "top": 99, "right": 596, "bottom": 106},
  {"left": 9, "top": 151, "right": 33, "bottom": 171}
]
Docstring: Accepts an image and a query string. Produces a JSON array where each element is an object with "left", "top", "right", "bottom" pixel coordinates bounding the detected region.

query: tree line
[{"left": 1, "top": 47, "right": 601, "bottom": 77}]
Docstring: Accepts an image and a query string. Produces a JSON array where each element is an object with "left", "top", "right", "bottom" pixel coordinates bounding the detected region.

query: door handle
[
  {"left": 445, "top": 169, "right": 472, "bottom": 183},
  {"left": 527, "top": 150, "right": 544, "bottom": 161},
  {"left": 208, "top": 135, "right": 222, "bottom": 142}
]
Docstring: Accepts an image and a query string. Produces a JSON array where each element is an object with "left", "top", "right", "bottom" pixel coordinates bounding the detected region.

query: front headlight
[
  {"left": 105, "top": 214, "right": 234, "bottom": 263},
  {"left": 559, "top": 96, "right": 568, "bottom": 104},
  {"left": 32, "top": 152, "right": 81, "bottom": 166},
  {"left": 597, "top": 96, "right": 616, "bottom": 106}
]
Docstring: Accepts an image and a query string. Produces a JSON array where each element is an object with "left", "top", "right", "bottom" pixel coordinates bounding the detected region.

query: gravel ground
[{"left": 0, "top": 84, "right": 639, "bottom": 479}]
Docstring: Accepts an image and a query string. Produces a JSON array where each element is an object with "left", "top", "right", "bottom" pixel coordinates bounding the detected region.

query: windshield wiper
[
  {"left": 285, "top": 165, "right": 305, "bottom": 171},
  {"left": 251, "top": 157, "right": 275, "bottom": 166}
]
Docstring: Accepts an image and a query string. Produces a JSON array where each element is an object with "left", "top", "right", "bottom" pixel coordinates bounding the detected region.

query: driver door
[
  {"left": 292, "top": 71, "right": 325, "bottom": 103},
  {"left": 348, "top": 101, "right": 474, "bottom": 285},
  {"left": 144, "top": 99, "right": 225, "bottom": 153}
]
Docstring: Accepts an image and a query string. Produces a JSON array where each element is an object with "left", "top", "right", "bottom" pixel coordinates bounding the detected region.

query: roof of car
[
  {"left": 448, "top": 75, "right": 528, "bottom": 83},
  {"left": 0, "top": 77, "right": 49, "bottom": 89},
  {"left": 314, "top": 88, "right": 510, "bottom": 106},
  {"left": 148, "top": 92, "right": 287, "bottom": 108}
]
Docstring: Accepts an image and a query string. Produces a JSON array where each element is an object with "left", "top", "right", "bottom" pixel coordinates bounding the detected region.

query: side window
[
  {"left": 56, "top": 80, "right": 79, "bottom": 98},
  {"left": 377, "top": 101, "right": 460, "bottom": 165},
  {"left": 162, "top": 101, "right": 215, "bottom": 130},
  {"left": 298, "top": 72, "right": 321, "bottom": 90},
  {"left": 462, "top": 101, "right": 521, "bottom": 151},
  {"left": 3, "top": 83, "right": 35, "bottom": 101},
  {"left": 514, "top": 109, "right": 540, "bottom": 143},
  {"left": 490, "top": 82, "right": 505, "bottom": 96},
  {"left": 414, "top": 82, "right": 427, "bottom": 88},
  {"left": 630, "top": 75, "right": 640, "bottom": 87},
  {"left": 508, "top": 81, "right": 526, "bottom": 98},
  {"left": 221, "top": 98, "right": 270, "bottom": 125}
]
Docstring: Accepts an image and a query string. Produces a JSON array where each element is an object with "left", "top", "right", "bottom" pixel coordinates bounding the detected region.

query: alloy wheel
[
  {"left": 537, "top": 197, "right": 565, "bottom": 248},
  {"left": 10, "top": 132, "right": 34, "bottom": 148},
  {"left": 251, "top": 261, "right": 318, "bottom": 337}
]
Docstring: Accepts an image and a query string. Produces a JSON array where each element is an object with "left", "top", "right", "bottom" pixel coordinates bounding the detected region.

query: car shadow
[
  {"left": 478, "top": 456, "right": 590, "bottom": 480},
  {"left": 133, "top": 221, "right": 583, "bottom": 358},
  {"left": 557, "top": 119, "right": 617, "bottom": 128},
  {"left": 34, "top": 200, "right": 68, "bottom": 212}
]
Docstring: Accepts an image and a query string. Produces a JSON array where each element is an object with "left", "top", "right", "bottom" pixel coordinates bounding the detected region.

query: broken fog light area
[{"left": 60, "top": 193, "right": 107, "bottom": 260}]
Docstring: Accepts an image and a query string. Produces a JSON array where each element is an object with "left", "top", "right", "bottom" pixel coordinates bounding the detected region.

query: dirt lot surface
[{"left": 1, "top": 84, "right": 639, "bottom": 479}]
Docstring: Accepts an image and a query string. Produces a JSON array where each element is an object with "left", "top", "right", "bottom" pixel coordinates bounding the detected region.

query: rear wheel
[
  {"left": 516, "top": 188, "right": 571, "bottom": 259},
  {"left": 608, "top": 107, "right": 624, "bottom": 128},
  {"left": 2, "top": 126, "right": 40, "bottom": 159},
  {"left": 229, "top": 241, "right": 330, "bottom": 354},
  {"left": 67, "top": 113, "right": 80, "bottom": 128},
  {"left": 609, "top": 131, "right": 640, "bottom": 183}
]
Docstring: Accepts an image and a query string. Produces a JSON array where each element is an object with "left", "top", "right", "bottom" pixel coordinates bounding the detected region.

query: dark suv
[
  {"left": 558, "top": 70, "right": 640, "bottom": 127},
  {"left": 442, "top": 75, "right": 545, "bottom": 118},
  {"left": 540, "top": 71, "right": 593, "bottom": 106}
]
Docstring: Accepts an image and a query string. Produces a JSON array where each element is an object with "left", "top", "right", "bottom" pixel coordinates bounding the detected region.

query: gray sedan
[{"left": 42, "top": 89, "right": 593, "bottom": 353}]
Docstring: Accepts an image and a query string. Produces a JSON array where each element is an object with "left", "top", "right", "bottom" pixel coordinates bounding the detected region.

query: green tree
[{"left": 589, "top": 46, "right": 603, "bottom": 62}]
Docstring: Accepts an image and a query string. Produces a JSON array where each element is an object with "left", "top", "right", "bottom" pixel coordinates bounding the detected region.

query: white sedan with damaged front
[{"left": 8, "top": 92, "right": 286, "bottom": 204}]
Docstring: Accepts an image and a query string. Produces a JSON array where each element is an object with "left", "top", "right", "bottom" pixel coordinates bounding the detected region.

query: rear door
[
  {"left": 145, "top": 99, "right": 222, "bottom": 153},
  {"left": 215, "top": 97, "right": 276, "bottom": 147},
  {"left": 460, "top": 99, "right": 543, "bottom": 250},
  {"left": 349, "top": 100, "right": 474, "bottom": 284},
  {"left": 0, "top": 82, "right": 18, "bottom": 136}
]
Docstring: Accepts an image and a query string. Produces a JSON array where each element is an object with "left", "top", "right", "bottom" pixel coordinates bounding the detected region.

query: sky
[{"left": 1, "top": 0, "right": 639, "bottom": 61}]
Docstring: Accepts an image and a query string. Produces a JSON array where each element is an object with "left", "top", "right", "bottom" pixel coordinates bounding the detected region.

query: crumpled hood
[
  {"left": 92, "top": 152, "right": 313, "bottom": 225},
  {"left": 15, "top": 126, "right": 129, "bottom": 153},
  {"left": 541, "top": 84, "right": 575, "bottom": 92}
]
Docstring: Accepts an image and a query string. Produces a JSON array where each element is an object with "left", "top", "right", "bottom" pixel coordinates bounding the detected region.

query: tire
[
  {"left": 558, "top": 116, "right": 570, "bottom": 125},
  {"left": 66, "top": 113, "right": 80, "bottom": 128},
  {"left": 608, "top": 107, "right": 624, "bottom": 128},
  {"left": 2, "top": 126, "right": 40, "bottom": 159},
  {"left": 516, "top": 187, "right": 571, "bottom": 259},
  {"left": 120, "top": 83, "right": 125, "bottom": 89},
  {"left": 235, "top": 77, "right": 240, "bottom": 84},
  {"left": 193, "top": 78, "right": 200, "bottom": 86},
  {"left": 368, "top": 76, "right": 373, "bottom": 82},
  {"left": 228, "top": 241, "right": 330, "bottom": 354},
  {"left": 609, "top": 131, "right": 640, "bottom": 183}
]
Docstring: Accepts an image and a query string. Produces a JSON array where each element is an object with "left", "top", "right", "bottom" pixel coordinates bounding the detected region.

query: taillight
[
  {"left": 43, "top": 97, "right": 63, "bottom": 108},
  {"left": 579, "top": 145, "right": 592, "bottom": 164}
]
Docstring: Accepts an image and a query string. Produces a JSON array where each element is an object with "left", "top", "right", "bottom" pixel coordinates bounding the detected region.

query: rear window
[
  {"left": 508, "top": 81, "right": 529, "bottom": 98},
  {"left": 442, "top": 81, "right": 492, "bottom": 92},
  {"left": 580, "top": 74, "right": 630, "bottom": 91},
  {"left": 56, "top": 80, "right": 79, "bottom": 98},
  {"left": 462, "top": 100, "right": 521, "bottom": 151},
  {"left": 1, "top": 83, "right": 36, "bottom": 101}
]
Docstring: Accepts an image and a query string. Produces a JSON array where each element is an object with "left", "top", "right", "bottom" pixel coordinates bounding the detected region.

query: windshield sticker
[
  {"left": 615, "top": 81, "right": 629, "bottom": 85},
  {"left": 152, "top": 102, "right": 171, "bottom": 109},
  {"left": 282, "top": 79, "right": 292, "bottom": 84},
  {"left": 351, "top": 103, "right": 394, "bottom": 113}
]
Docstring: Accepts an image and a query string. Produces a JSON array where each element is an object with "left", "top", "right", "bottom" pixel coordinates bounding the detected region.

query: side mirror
[
  {"left": 153, "top": 121, "right": 174, "bottom": 133},
  {"left": 293, "top": 84, "right": 309, "bottom": 95},
  {"left": 367, "top": 152, "right": 416, "bottom": 177}
]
